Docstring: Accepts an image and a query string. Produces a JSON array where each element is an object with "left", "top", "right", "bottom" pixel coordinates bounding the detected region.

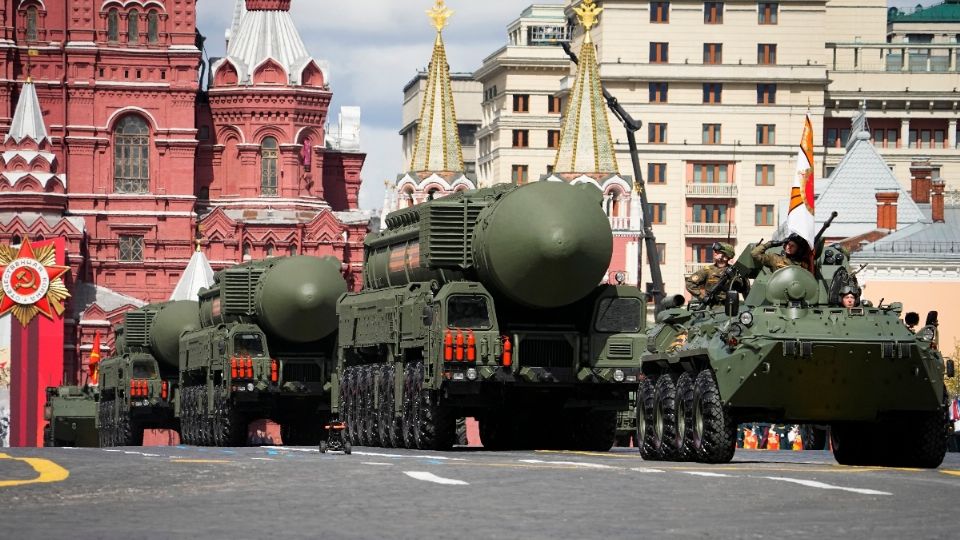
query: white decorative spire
[
  {"left": 225, "top": 0, "right": 247, "bottom": 49},
  {"left": 169, "top": 250, "right": 215, "bottom": 301},
  {"left": 5, "top": 81, "right": 49, "bottom": 144}
]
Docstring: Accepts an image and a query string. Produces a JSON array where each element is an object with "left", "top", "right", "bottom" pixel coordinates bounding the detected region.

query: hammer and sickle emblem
[{"left": 14, "top": 268, "right": 37, "bottom": 290}]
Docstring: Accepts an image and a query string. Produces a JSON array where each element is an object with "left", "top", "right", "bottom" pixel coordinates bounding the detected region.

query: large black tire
[
  {"left": 378, "top": 364, "right": 395, "bottom": 448},
  {"left": 347, "top": 368, "right": 360, "bottom": 446},
  {"left": 674, "top": 372, "right": 696, "bottom": 462},
  {"left": 830, "top": 422, "right": 877, "bottom": 466},
  {"left": 456, "top": 417, "right": 468, "bottom": 446},
  {"left": 118, "top": 412, "right": 143, "bottom": 447},
  {"left": 691, "top": 370, "right": 736, "bottom": 464},
  {"left": 574, "top": 410, "right": 617, "bottom": 451},
  {"left": 800, "top": 425, "right": 828, "bottom": 451},
  {"left": 197, "top": 385, "right": 211, "bottom": 446},
  {"left": 213, "top": 386, "right": 247, "bottom": 447},
  {"left": 637, "top": 376, "right": 662, "bottom": 460},
  {"left": 653, "top": 375, "right": 679, "bottom": 460},
  {"left": 181, "top": 386, "right": 196, "bottom": 445},
  {"left": 417, "top": 386, "right": 456, "bottom": 451},
  {"left": 367, "top": 366, "right": 382, "bottom": 448},
  {"left": 97, "top": 399, "right": 110, "bottom": 447},
  {"left": 401, "top": 363, "right": 417, "bottom": 449},
  {"left": 898, "top": 409, "right": 948, "bottom": 469}
]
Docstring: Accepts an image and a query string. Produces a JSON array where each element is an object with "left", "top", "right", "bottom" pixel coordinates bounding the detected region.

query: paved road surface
[{"left": 1, "top": 446, "right": 958, "bottom": 539}]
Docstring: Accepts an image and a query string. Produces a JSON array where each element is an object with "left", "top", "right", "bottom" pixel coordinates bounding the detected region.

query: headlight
[
  {"left": 613, "top": 369, "right": 625, "bottom": 382},
  {"left": 918, "top": 325, "right": 936, "bottom": 342},
  {"left": 739, "top": 311, "right": 754, "bottom": 327},
  {"left": 246, "top": 382, "right": 255, "bottom": 392},
  {"left": 466, "top": 368, "right": 478, "bottom": 381}
]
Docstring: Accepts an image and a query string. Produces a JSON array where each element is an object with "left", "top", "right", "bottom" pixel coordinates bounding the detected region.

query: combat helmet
[{"left": 712, "top": 242, "right": 735, "bottom": 258}]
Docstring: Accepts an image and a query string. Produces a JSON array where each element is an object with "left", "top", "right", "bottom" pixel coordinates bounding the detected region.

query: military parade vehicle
[
  {"left": 96, "top": 301, "right": 201, "bottom": 447},
  {"left": 637, "top": 239, "right": 954, "bottom": 467},
  {"left": 43, "top": 384, "right": 99, "bottom": 447},
  {"left": 335, "top": 181, "right": 647, "bottom": 451},
  {"left": 178, "top": 255, "right": 346, "bottom": 446}
]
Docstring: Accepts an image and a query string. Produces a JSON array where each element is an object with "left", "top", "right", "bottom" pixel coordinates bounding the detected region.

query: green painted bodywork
[{"left": 44, "top": 385, "right": 98, "bottom": 447}]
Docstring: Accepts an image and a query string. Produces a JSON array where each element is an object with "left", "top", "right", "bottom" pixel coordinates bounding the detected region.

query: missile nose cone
[{"left": 257, "top": 256, "right": 347, "bottom": 343}]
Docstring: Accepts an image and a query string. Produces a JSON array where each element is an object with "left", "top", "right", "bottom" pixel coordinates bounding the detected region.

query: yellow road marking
[
  {"left": 939, "top": 469, "right": 960, "bottom": 477},
  {"left": 170, "top": 459, "right": 232, "bottom": 464},
  {"left": 0, "top": 452, "right": 70, "bottom": 488}
]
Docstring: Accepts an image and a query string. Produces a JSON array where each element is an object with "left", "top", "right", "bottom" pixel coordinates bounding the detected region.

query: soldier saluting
[
  {"left": 685, "top": 242, "right": 748, "bottom": 304},
  {"left": 751, "top": 233, "right": 812, "bottom": 272}
]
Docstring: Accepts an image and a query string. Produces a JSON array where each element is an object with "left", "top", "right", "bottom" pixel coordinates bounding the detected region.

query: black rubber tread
[
  {"left": 386, "top": 364, "right": 403, "bottom": 448},
  {"left": 347, "top": 368, "right": 360, "bottom": 446},
  {"left": 800, "top": 425, "right": 828, "bottom": 451},
  {"left": 215, "top": 385, "right": 247, "bottom": 447},
  {"left": 653, "top": 374, "right": 679, "bottom": 460},
  {"left": 575, "top": 410, "right": 617, "bottom": 451},
  {"left": 182, "top": 386, "right": 196, "bottom": 446},
  {"left": 674, "top": 372, "right": 696, "bottom": 462},
  {"left": 377, "top": 364, "right": 394, "bottom": 448},
  {"left": 367, "top": 365, "right": 382, "bottom": 447},
  {"left": 97, "top": 399, "right": 111, "bottom": 447},
  {"left": 198, "top": 385, "right": 211, "bottom": 446},
  {"left": 401, "top": 363, "right": 416, "bottom": 449},
  {"left": 456, "top": 417, "right": 468, "bottom": 446},
  {"left": 900, "top": 408, "right": 948, "bottom": 469},
  {"left": 637, "top": 375, "right": 662, "bottom": 460},
  {"left": 417, "top": 386, "right": 456, "bottom": 451},
  {"left": 830, "top": 422, "right": 877, "bottom": 466},
  {"left": 692, "top": 370, "right": 736, "bottom": 464}
]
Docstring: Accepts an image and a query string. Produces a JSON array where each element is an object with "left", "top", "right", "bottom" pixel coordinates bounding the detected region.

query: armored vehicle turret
[
  {"left": 44, "top": 385, "right": 99, "bottom": 447},
  {"left": 338, "top": 182, "right": 647, "bottom": 451},
  {"left": 180, "top": 255, "right": 347, "bottom": 446},
  {"left": 637, "top": 242, "right": 953, "bottom": 467}
]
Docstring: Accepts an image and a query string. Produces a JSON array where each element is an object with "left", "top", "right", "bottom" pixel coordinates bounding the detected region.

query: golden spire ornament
[
  {"left": 427, "top": 0, "right": 453, "bottom": 32},
  {"left": 573, "top": 0, "right": 603, "bottom": 33}
]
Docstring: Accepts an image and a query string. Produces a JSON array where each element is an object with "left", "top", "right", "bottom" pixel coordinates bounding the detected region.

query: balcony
[
  {"left": 685, "top": 223, "right": 736, "bottom": 237},
  {"left": 685, "top": 262, "right": 712, "bottom": 275},
  {"left": 608, "top": 216, "right": 633, "bottom": 231},
  {"left": 685, "top": 183, "right": 738, "bottom": 198}
]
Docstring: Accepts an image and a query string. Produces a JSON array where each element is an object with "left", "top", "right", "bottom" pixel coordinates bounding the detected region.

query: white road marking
[
  {"left": 102, "top": 449, "right": 123, "bottom": 453},
  {"left": 262, "top": 446, "right": 319, "bottom": 453},
  {"left": 250, "top": 457, "right": 275, "bottom": 461},
  {"left": 630, "top": 467, "right": 666, "bottom": 473},
  {"left": 404, "top": 471, "right": 469, "bottom": 485},
  {"left": 762, "top": 476, "right": 892, "bottom": 496},
  {"left": 683, "top": 471, "right": 732, "bottom": 478},
  {"left": 519, "top": 459, "right": 615, "bottom": 469},
  {"left": 362, "top": 462, "right": 394, "bottom": 466},
  {"left": 353, "top": 451, "right": 467, "bottom": 461}
]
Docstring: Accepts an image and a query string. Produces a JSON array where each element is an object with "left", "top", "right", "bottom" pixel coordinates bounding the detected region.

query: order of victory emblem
[{"left": 0, "top": 238, "right": 70, "bottom": 326}]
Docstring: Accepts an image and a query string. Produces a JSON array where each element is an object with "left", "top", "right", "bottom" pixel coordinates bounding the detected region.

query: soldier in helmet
[
  {"left": 751, "top": 233, "right": 812, "bottom": 272},
  {"left": 839, "top": 285, "right": 861, "bottom": 308},
  {"left": 685, "top": 242, "right": 748, "bottom": 305}
]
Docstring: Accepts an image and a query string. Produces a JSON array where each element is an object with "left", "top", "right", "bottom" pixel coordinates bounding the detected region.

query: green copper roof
[{"left": 890, "top": 1, "right": 960, "bottom": 23}]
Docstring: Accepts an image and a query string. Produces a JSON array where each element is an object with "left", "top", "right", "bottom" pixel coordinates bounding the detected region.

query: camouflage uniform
[
  {"left": 751, "top": 241, "right": 802, "bottom": 272},
  {"left": 685, "top": 264, "right": 748, "bottom": 303}
]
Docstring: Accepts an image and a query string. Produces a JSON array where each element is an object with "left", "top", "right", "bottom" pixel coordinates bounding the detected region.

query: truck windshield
[
  {"left": 447, "top": 295, "right": 492, "bottom": 329},
  {"left": 234, "top": 334, "right": 266, "bottom": 357},
  {"left": 595, "top": 298, "right": 643, "bottom": 333},
  {"left": 132, "top": 361, "right": 157, "bottom": 379}
]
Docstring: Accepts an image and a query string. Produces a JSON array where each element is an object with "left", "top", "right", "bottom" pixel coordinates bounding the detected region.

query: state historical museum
[{"left": 0, "top": 0, "right": 370, "bottom": 382}]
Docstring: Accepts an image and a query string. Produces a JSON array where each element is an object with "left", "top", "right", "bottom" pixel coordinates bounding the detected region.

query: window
[
  {"left": 872, "top": 128, "right": 899, "bottom": 148},
  {"left": 692, "top": 163, "right": 729, "bottom": 183},
  {"left": 595, "top": 298, "right": 644, "bottom": 333},
  {"left": 458, "top": 124, "right": 478, "bottom": 146},
  {"left": 650, "top": 203, "right": 667, "bottom": 224},
  {"left": 756, "top": 124, "right": 776, "bottom": 144},
  {"left": 114, "top": 115, "right": 150, "bottom": 193},
  {"left": 703, "top": 83, "right": 722, "bottom": 104},
  {"left": 25, "top": 6, "right": 38, "bottom": 41},
  {"left": 649, "top": 82, "right": 668, "bottom": 103},
  {"left": 703, "top": 43, "right": 722, "bottom": 64},
  {"left": 704, "top": 2, "right": 724, "bottom": 24},
  {"left": 692, "top": 243, "right": 714, "bottom": 263},
  {"left": 513, "top": 94, "right": 529, "bottom": 113},
  {"left": 656, "top": 243, "right": 667, "bottom": 265},
  {"left": 234, "top": 334, "right": 266, "bottom": 357},
  {"left": 548, "top": 130, "right": 561, "bottom": 149},
  {"left": 702, "top": 124, "right": 721, "bottom": 144},
  {"left": 755, "top": 204, "right": 775, "bottom": 226},
  {"left": 265, "top": 244, "right": 275, "bottom": 257},
  {"left": 511, "top": 164, "right": 528, "bottom": 185},
  {"left": 692, "top": 204, "right": 728, "bottom": 223},
  {"left": 148, "top": 11, "right": 159, "bottom": 44},
  {"left": 648, "top": 123, "right": 667, "bottom": 143},
  {"left": 755, "top": 164, "right": 775, "bottom": 186},
  {"left": 107, "top": 9, "right": 119, "bottom": 42},
  {"left": 759, "top": 2, "right": 778, "bottom": 24},
  {"left": 758, "top": 44, "right": 777, "bottom": 65},
  {"left": 651, "top": 1, "right": 670, "bottom": 23},
  {"left": 260, "top": 137, "right": 278, "bottom": 196},
  {"left": 548, "top": 95, "right": 562, "bottom": 114},
  {"left": 606, "top": 189, "right": 625, "bottom": 217},
  {"left": 648, "top": 163, "right": 667, "bottom": 184},
  {"left": 650, "top": 42, "right": 669, "bottom": 63},
  {"left": 128, "top": 9, "right": 139, "bottom": 43},
  {"left": 757, "top": 84, "right": 776, "bottom": 104},
  {"left": 512, "top": 129, "right": 529, "bottom": 148},
  {"left": 447, "top": 296, "right": 492, "bottom": 329},
  {"left": 118, "top": 235, "right": 144, "bottom": 262}
]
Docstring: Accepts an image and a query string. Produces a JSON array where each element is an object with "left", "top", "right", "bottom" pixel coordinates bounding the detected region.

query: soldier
[
  {"left": 751, "top": 233, "right": 811, "bottom": 272},
  {"left": 685, "top": 242, "right": 747, "bottom": 305},
  {"left": 839, "top": 285, "right": 860, "bottom": 308}
]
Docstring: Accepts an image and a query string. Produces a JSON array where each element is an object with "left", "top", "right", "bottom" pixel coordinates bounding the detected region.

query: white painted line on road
[
  {"left": 102, "top": 449, "right": 123, "bottom": 453},
  {"left": 630, "top": 467, "right": 666, "bottom": 473},
  {"left": 404, "top": 471, "right": 469, "bottom": 485},
  {"left": 683, "top": 471, "right": 732, "bottom": 478},
  {"left": 250, "top": 457, "right": 275, "bottom": 461},
  {"left": 762, "top": 476, "right": 892, "bottom": 496},
  {"left": 353, "top": 451, "right": 467, "bottom": 461},
  {"left": 519, "top": 459, "right": 615, "bottom": 469},
  {"left": 362, "top": 462, "right": 394, "bottom": 466},
  {"left": 262, "top": 446, "right": 319, "bottom": 453}
]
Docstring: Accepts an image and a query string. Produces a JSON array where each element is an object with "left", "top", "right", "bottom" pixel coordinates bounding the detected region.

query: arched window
[
  {"left": 128, "top": 9, "right": 139, "bottom": 44},
  {"left": 287, "top": 244, "right": 297, "bottom": 256},
  {"left": 25, "top": 6, "right": 38, "bottom": 41},
  {"left": 107, "top": 9, "right": 119, "bottom": 42},
  {"left": 147, "top": 11, "right": 159, "bottom": 44},
  {"left": 242, "top": 243, "right": 252, "bottom": 260},
  {"left": 114, "top": 115, "right": 150, "bottom": 193},
  {"left": 265, "top": 243, "right": 275, "bottom": 257},
  {"left": 260, "top": 137, "right": 279, "bottom": 196},
  {"left": 606, "top": 188, "right": 623, "bottom": 217},
  {"left": 402, "top": 187, "right": 415, "bottom": 208}
]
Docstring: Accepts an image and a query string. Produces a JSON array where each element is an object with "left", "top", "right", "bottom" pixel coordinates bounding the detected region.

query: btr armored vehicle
[
  {"left": 639, "top": 242, "right": 953, "bottom": 467},
  {"left": 96, "top": 301, "right": 201, "bottom": 446},
  {"left": 178, "top": 255, "right": 346, "bottom": 446},
  {"left": 336, "top": 182, "right": 646, "bottom": 451},
  {"left": 44, "top": 384, "right": 99, "bottom": 447}
]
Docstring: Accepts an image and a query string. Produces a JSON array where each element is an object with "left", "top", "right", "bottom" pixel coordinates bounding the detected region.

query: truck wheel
[
  {"left": 349, "top": 368, "right": 362, "bottom": 446},
  {"left": 692, "top": 370, "right": 736, "bottom": 464},
  {"left": 418, "top": 388, "right": 456, "bottom": 451},
  {"left": 456, "top": 417, "right": 468, "bottom": 447},
  {"left": 367, "top": 366, "right": 382, "bottom": 448},
  {"left": 674, "top": 372, "right": 696, "bottom": 462},
  {"left": 342, "top": 368, "right": 356, "bottom": 446},
  {"left": 378, "top": 364, "right": 394, "bottom": 448},
  {"left": 800, "top": 425, "right": 828, "bottom": 451},
  {"left": 181, "top": 386, "right": 195, "bottom": 445},
  {"left": 654, "top": 375, "right": 679, "bottom": 460},
  {"left": 576, "top": 410, "right": 617, "bottom": 451},
  {"left": 637, "top": 376, "right": 662, "bottom": 460},
  {"left": 896, "top": 409, "right": 948, "bottom": 469},
  {"left": 830, "top": 422, "right": 876, "bottom": 466},
  {"left": 214, "top": 386, "right": 246, "bottom": 447},
  {"left": 401, "top": 364, "right": 417, "bottom": 449},
  {"left": 97, "top": 399, "right": 110, "bottom": 447},
  {"left": 120, "top": 413, "right": 143, "bottom": 447},
  {"left": 197, "top": 385, "right": 210, "bottom": 446}
]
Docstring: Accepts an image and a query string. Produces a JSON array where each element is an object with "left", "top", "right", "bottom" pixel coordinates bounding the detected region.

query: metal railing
[
  {"left": 685, "top": 223, "right": 736, "bottom": 237},
  {"left": 858, "top": 241, "right": 960, "bottom": 255},
  {"left": 685, "top": 183, "right": 738, "bottom": 198},
  {"left": 827, "top": 42, "right": 960, "bottom": 73},
  {"left": 608, "top": 216, "right": 633, "bottom": 230}
]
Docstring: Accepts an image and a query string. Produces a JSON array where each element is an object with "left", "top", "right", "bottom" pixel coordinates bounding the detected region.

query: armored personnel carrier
[
  {"left": 44, "top": 384, "right": 99, "bottom": 447},
  {"left": 639, "top": 242, "right": 953, "bottom": 467},
  {"left": 96, "top": 301, "right": 201, "bottom": 446},
  {"left": 178, "top": 255, "right": 346, "bottom": 446},
  {"left": 336, "top": 182, "right": 646, "bottom": 451}
]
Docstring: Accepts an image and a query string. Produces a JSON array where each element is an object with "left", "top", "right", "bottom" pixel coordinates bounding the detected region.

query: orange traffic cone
[
  {"left": 792, "top": 433, "right": 803, "bottom": 451},
  {"left": 744, "top": 429, "right": 758, "bottom": 449}
]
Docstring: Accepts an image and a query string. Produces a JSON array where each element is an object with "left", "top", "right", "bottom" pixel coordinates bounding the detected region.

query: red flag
[{"left": 89, "top": 331, "right": 101, "bottom": 386}]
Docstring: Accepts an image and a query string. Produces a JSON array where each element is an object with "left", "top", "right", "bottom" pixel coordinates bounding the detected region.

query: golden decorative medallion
[
  {"left": 0, "top": 238, "right": 70, "bottom": 326},
  {"left": 427, "top": 0, "right": 453, "bottom": 32},
  {"left": 573, "top": 0, "right": 603, "bottom": 31}
]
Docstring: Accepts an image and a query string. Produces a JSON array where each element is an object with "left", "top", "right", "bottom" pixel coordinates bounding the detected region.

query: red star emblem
[{"left": 0, "top": 237, "right": 70, "bottom": 322}]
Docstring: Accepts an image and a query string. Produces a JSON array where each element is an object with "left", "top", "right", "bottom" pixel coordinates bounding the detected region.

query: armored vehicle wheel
[
  {"left": 637, "top": 376, "right": 662, "bottom": 460},
  {"left": 574, "top": 410, "right": 616, "bottom": 451},
  {"left": 674, "top": 372, "right": 696, "bottom": 462},
  {"left": 401, "top": 364, "right": 417, "bottom": 449},
  {"left": 409, "top": 362, "right": 425, "bottom": 449},
  {"left": 456, "top": 417, "right": 468, "bottom": 446},
  {"left": 367, "top": 366, "right": 382, "bottom": 447},
  {"left": 830, "top": 422, "right": 877, "bottom": 466},
  {"left": 348, "top": 368, "right": 361, "bottom": 446},
  {"left": 361, "top": 366, "right": 375, "bottom": 447},
  {"left": 691, "top": 370, "right": 736, "bottom": 464},
  {"left": 119, "top": 413, "right": 144, "bottom": 447},
  {"left": 213, "top": 386, "right": 246, "bottom": 447},
  {"left": 417, "top": 387, "right": 456, "bottom": 451},
  {"left": 898, "top": 409, "right": 948, "bottom": 469},
  {"left": 378, "top": 365, "right": 394, "bottom": 448},
  {"left": 800, "top": 425, "right": 828, "bottom": 450},
  {"left": 198, "top": 385, "right": 211, "bottom": 446},
  {"left": 180, "top": 386, "right": 195, "bottom": 445},
  {"left": 355, "top": 366, "right": 368, "bottom": 446},
  {"left": 97, "top": 399, "right": 108, "bottom": 447},
  {"left": 116, "top": 410, "right": 130, "bottom": 446},
  {"left": 653, "top": 375, "right": 679, "bottom": 460}
]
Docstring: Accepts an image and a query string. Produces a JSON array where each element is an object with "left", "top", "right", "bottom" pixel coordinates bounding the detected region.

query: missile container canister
[
  {"left": 178, "top": 255, "right": 346, "bottom": 446},
  {"left": 44, "top": 385, "right": 99, "bottom": 447},
  {"left": 336, "top": 182, "right": 648, "bottom": 451},
  {"left": 97, "top": 300, "right": 201, "bottom": 446},
  {"left": 638, "top": 243, "right": 954, "bottom": 467}
]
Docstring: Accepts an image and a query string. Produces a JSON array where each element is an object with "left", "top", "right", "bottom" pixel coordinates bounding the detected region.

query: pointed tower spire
[
  {"left": 5, "top": 81, "right": 49, "bottom": 144},
  {"left": 225, "top": 0, "right": 247, "bottom": 49},
  {"left": 552, "top": 0, "right": 618, "bottom": 175},
  {"left": 169, "top": 224, "right": 215, "bottom": 301},
  {"left": 409, "top": 0, "right": 464, "bottom": 173}
]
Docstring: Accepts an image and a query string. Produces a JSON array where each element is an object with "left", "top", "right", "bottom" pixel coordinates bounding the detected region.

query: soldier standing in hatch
[
  {"left": 751, "top": 233, "right": 812, "bottom": 272},
  {"left": 686, "top": 242, "right": 747, "bottom": 305}
]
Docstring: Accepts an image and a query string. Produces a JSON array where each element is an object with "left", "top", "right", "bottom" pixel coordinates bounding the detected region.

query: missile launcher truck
[
  {"left": 638, "top": 242, "right": 954, "bottom": 467},
  {"left": 96, "top": 300, "right": 201, "bottom": 446},
  {"left": 44, "top": 384, "right": 99, "bottom": 447},
  {"left": 336, "top": 182, "right": 648, "bottom": 451},
  {"left": 178, "top": 255, "right": 346, "bottom": 446}
]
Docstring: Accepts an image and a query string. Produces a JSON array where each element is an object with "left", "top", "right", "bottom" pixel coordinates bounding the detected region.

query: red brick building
[{"left": 0, "top": 0, "right": 370, "bottom": 383}]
